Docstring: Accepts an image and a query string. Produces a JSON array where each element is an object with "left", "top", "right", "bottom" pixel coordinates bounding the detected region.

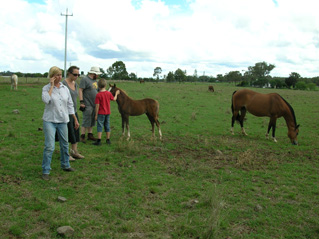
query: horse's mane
[
  {"left": 116, "top": 87, "right": 134, "bottom": 101},
  {"left": 279, "top": 95, "right": 297, "bottom": 127}
]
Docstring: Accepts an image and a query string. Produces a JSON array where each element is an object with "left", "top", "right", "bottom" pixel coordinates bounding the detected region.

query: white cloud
[{"left": 1, "top": 0, "right": 319, "bottom": 77}]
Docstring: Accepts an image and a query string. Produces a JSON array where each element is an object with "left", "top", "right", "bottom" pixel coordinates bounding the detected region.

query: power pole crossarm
[{"left": 61, "top": 8, "right": 73, "bottom": 78}]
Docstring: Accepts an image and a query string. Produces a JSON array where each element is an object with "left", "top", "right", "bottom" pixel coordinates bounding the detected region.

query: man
[{"left": 79, "top": 66, "right": 102, "bottom": 143}]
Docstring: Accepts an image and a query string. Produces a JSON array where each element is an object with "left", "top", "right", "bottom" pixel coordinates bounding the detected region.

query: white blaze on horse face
[{"left": 108, "top": 87, "right": 112, "bottom": 92}]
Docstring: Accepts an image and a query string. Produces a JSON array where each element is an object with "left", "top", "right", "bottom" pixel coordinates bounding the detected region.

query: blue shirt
[{"left": 42, "top": 82, "right": 75, "bottom": 123}]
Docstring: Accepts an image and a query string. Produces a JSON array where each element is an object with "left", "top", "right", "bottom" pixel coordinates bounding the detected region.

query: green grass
[{"left": 0, "top": 82, "right": 319, "bottom": 238}]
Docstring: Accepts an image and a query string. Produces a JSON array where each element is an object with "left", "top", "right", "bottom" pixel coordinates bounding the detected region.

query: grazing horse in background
[
  {"left": 208, "top": 85, "right": 214, "bottom": 92},
  {"left": 140, "top": 80, "right": 145, "bottom": 84},
  {"left": 11, "top": 74, "right": 18, "bottom": 90},
  {"left": 108, "top": 84, "right": 162, "bottom": 140},
  {"left": 231, "top": 89, "right": 299, "bottom": 145}
]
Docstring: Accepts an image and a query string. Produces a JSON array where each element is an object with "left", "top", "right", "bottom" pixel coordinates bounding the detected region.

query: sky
[{"left": 1, "top": 0, "right": 319, "bottom": 78}]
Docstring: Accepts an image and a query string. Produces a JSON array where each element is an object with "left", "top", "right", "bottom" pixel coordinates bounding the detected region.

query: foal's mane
[
  {"left": 279, "top": 95, "right": 297, "bottom": 127},
  {"left": 115, "top": 87, "right": 134, "bottom": 101}
]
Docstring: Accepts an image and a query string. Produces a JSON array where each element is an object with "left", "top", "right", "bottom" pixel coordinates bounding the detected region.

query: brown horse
[
  {"left": 231, "top": 89, "right": 299, "bottom": 145},
  {"left": 208, "top": 85, "right": 214, "bottom": 92},
  {"left": 108, "top": 84, "right": 162, "bottom": 140},
  {"left": 140, "top": 80, "right": 145, "bottom": 84}
]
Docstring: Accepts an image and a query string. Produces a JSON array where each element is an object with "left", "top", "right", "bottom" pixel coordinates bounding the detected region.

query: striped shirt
[{"left": 42, "top": 82, "right": 75, "bottom": 123}]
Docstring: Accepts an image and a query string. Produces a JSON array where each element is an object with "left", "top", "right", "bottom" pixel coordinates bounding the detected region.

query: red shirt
[{"left": 94, "top": 91, "right": 114, "bottom": 115}]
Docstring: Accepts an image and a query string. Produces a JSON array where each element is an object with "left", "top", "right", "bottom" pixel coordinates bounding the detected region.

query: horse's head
[
  {"left": 108, "top": 84, "right": 118, "bottom": 96},
  {"left": 288, "top": 124, "right": 299, "bottom": 145}
]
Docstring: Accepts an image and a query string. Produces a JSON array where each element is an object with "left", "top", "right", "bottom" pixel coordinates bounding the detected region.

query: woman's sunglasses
[{"left": 71, "top": 73, "right": 81, "bottom": 77}]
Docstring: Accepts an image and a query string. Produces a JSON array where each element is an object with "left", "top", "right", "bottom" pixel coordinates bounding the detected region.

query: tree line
[{"left": 1, "top": 61, "right": 318, "bottom": 90}]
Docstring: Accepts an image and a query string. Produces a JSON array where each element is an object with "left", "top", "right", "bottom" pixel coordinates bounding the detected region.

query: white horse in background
[{"left": 11, "top": 74, "right": 18, "bottom": 90}]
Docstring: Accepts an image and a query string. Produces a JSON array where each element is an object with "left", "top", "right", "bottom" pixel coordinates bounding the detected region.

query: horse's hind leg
[
  {"left": 231, "top": 110, "right": 239, "bottom": 135},
  {"left": 121, "top": 115, "right": 130, "bottom": 139},
  {"left": 126, "top": 118, "right": 130, "bottom": 140},
  {"left": 147, "top": 113, "right": 162, "bottom": 140},
  {"left": 156, "top": 120, "right": 162, "bottom": 140},
  {"left": 239, "top": 107, "right": 247, "bottom": 135},
  {"left": 146, "top": 114, "right": 156, "bottom": 138}
]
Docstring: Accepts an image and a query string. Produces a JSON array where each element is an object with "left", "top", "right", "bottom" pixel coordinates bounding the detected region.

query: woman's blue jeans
[{"left": 42, "top": 121, "right": 70, "bottom": 174}]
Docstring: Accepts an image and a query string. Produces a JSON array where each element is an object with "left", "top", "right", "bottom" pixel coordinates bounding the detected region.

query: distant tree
[
  {"left": 248, "top": 61, "right": 275, "bottom": 81},
  {"left": 252, "top": 77, "right": 269, "bottom": 87},
  {"left": 270, "top": 78, "right": 285, "bottom": 88},
  {"left": 15, "top": 72, "right": 23, "bottom": 77},
  {"left": 129, "top": 72, "right": 137, "bottom": 81},
  {"left": 99, "top": 68, "right": 108, "bottom": 79},
  {"left": 307, "top": 83, "right": 316, "bottom": 91},
  {"left": 153, "top": 67, "right": 162, "bottom": 80},
  {"left": 106, "top": 66, "right": 114, "bottom": 78},
  {"left": 225, "top": 71, "right": 242, "bottom": 84},
  {"left": 285, "top": 72, "right": 300, "bottom": 89},
  {"left": 193, "top": 69, "right": 198, "bottom": 80},
  {"left": 290, "top": 72, "right": 301, "bottom": 79},
  {"left": 216, "top": 74, "right": 224, "bottom": 82},
  {"left": 311, "top": 76, "right": 319, "bottom": 86},
  {"left": 174, "top": 68, "right": 186, "bottom": 83},
  {"left": 166, "top": 71, "right": 175, "bottom": 82},
  {"left": 198, "top": 75, "right": 210, "bottom": 82},
  {"left": 110, "top": 61, "right": 128, "bottom": 80}
]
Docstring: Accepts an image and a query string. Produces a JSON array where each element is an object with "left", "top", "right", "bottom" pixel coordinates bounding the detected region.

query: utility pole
[{"left": 61, "top": 8, "right": 73, "bottom": 78}]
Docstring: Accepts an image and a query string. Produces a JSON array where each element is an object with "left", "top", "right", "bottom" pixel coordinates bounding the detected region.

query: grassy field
[{"left": 0, "top": 81, "right": 319, "bottom": 238}]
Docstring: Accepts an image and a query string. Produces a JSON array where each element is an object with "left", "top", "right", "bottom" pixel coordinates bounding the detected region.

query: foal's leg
[
  {"left": 146, "top": 114, "right": 155, "bottom": 138},
  {"left": 156, "top": 119, "right": 162, "bottom": 140},
  {"left": 126, "top": 117, "right": 130, "bottom": 139},
  {"left": 271, "top": 118, "right": 277, "bottom": 142},
  {"left": 121, "top": 115, "right": 126, "bottom": 136}
]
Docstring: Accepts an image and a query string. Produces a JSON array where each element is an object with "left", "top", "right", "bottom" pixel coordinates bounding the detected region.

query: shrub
[{"left": 295, "top": 81, "right": 307, "bottom": 90}]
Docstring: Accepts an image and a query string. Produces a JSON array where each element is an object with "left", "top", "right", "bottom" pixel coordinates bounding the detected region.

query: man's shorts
[{"left": 82, "top": 105, "right": 96, "bottom": 128}]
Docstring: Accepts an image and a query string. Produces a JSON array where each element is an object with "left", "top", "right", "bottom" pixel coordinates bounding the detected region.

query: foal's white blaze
[{"left": 108, "top": 87, "right": 112, "bottom": 92}]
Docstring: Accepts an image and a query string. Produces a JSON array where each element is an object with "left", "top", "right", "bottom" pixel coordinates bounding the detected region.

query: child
[{"left": 93, "top": 79, "right": 119, "bottom": 145}]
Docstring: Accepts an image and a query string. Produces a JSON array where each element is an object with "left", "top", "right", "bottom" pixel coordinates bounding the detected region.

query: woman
[
  {"left": 41, "top": 66, "right": 78, "bottom": 181},
  {"left": 62, "top": 66, "right": 85, "bottom": 160}
]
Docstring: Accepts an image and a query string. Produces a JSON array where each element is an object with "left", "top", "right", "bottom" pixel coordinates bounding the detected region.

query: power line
[{"left": 61, "top": 8, "right": 73, "bottom": 78}]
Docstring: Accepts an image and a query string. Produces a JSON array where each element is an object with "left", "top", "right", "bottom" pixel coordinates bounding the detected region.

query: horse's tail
[
  {"left": 231, "top": 91, "right": 241, "bottom": 122},
  {"left": 155, "top": 100, "right": 160, "bottom": 117},
  {"left": 231, "top": 91, "right": 236, "bottom": 114}
]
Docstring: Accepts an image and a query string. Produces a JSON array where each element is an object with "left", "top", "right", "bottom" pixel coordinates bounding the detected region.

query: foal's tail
[{"left": 231, "top": 91, "right": 241, "bottom": 122}]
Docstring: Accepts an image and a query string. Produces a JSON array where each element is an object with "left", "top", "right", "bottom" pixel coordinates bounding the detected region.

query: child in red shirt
[{"left": 93, "top": 79, "right": 119, "bottom": 145}]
